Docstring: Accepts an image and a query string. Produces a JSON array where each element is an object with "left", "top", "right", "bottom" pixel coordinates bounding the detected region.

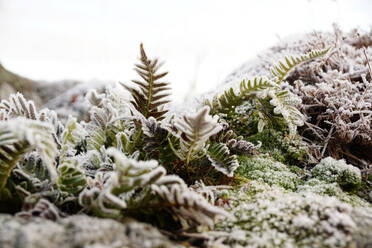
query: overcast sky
[{"left": 0, "top": 0, "right": 371, "bottom": 102}]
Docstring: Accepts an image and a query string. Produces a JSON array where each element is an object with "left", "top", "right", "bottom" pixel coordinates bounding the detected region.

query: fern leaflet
[
  {"left": 271, "top": 48, "right": 330, "bottom": 83},
  {"left": 207, "top": 143, "right": 239, "bottom": 177},
  {"left": 169, "top": 106, "right": 222, "bottom": 165},
  {"left": 121, "top": 43, "right": 171, "bottom": 121},
  {"left": 0, "top": 118, "right": 57, "bottom": 191}
]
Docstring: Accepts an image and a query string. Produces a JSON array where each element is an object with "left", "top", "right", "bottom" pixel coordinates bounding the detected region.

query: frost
[
  {"left": 311, "top": 157, "right": 361, "bottom": 191},
  {"left": 238, "top": 155, "right": 299, "bottom": 190},
  {"left": 213, "top": 181, "right": 357, "bottom": 248}
]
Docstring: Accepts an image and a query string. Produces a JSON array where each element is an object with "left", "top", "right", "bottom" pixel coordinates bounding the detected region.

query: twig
[
  {"left": 363, "top": 47, "right": 372, "bottom": 79},
  {"left": 321, "top": 125, "right": 334, "bottom": 158}
]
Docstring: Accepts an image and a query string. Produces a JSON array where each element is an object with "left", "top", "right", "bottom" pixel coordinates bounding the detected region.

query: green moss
[
  {"left": 311, "top": 157, "right": 362, "bottom": 192},
  {"left": 297, "top": 178, "right": 369, "bottom": 207},
  {"left": 237, "top": 155, "right": 300, "bottom": 190},
  {"left": 246, "top": 129, "right": 307, "bottom": 166},
  {"left": 213, "top": 181, "right": 357, "bottom": 248}
]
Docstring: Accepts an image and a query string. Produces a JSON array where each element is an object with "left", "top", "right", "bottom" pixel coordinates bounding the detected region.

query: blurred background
[{"left": 0, "top": 0, "right": 371, "bottom": 103}]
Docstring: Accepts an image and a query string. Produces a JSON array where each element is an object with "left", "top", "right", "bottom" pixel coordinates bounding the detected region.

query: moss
[
  {"left": 311, "top": 157, "right": 362, "bottom": 192},
  {"left": 213, "top": 181, "right": 357, "bottom": 248},
  {"left": 297, "top": 178, "right": 369, "bottom": 207},
  {"left": 245, "top": 129, "right": 307, "bottom": 166},
  {"left": 237, "top": 155, "right": 300, "bottom": 191}
]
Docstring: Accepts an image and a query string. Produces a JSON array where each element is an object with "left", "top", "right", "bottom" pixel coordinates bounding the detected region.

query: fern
[
  {"left": 121, "top": 43, "right": 171, "bottom": 121},
  {"left": 271, "top": 48, "right": 330, "bottom": 83},
  {"left": 58, "top": 158, "right": 86, "bottom": 195},
  {"left": 141, "top": 117, "right": 169, "bottom": 155},
  {"left": 169, "top": 106, "right": 222, "bottom": 165},
  {"left": 207, "top": 49, "right": 329, "bottom": 137},
  {"left": 208, "top": 77, "right": 273, "bottom": 115},
  {"left": 211, "top": 122, "right": 261, "bottom": 155},
  {"left": 267, "top": 89, "right": 305, "bottom": 136},
  {"left": 12, "top": 152, "right": 51, "bottom": 193},
  {"left": 79, "top": 148, "right": 228, "bottom": 227},
  {"left": 79, "top": 148, "right": 183, "bottom": 217},
  {"left": 151, "top": 183, "right": 228, "bottom": 228},
  {"left": 85, "top": 104, "right": 118, "bottom": 151},
  {"left": 0, "top": 92, "right": 37, "bottom": 120},
  {"left": 207, "top": 143, "right": 239, "bottom": 177},
  {"left": 60, "top": 116, "right": 87, "bottom": 159},
  {"left": 0, "top": 118, "right": 57, "bottom": 192}
]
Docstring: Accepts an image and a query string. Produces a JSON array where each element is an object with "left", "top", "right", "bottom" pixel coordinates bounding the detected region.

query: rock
[
  {"left": 0, "top": 63, "right": 41, "bottom": 107},
  {"left": 0, "top": 214, "right": 182, "bottom": 248}
]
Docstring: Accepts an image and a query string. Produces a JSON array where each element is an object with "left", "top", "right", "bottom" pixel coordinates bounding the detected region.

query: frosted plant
[
  {"left": 79, "top": 148, "right": 227, "bottom": 228},
  {"left": 12, "top": 152, "right": 54, "bottom": 198},
  {"left": 0, "top": 118, "right": 57, "bottom": 193},
  {"left": 121, "top": 43, "right": 171, "bottom": 121},
  {"left": 84, "top": 88, "right": 125, "bottom": 152},
  {"left": 211, "top": 121, "right": 262, "bottom": 155},
  {"left": 151, "top": 183, "right": 229, "bottom": 228},
  {"left": 169, "top": 106, "right": 222, "bottom": 166},
  {"left": 0, "top": 37, "right": 369, "bottom": 246},
  {"left": 207, "top": 48, "right": 330, "bottom": 137},
  {"left": 0, "top": 92, "right": 38, "bottom": 120},
  {"left": 287, "top": 27, "right": 372, "bottom": 167}
]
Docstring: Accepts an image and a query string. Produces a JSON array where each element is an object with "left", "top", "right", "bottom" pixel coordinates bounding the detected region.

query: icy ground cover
[{"left": 0, "top": 27, "right": 371, "bottom": 247}]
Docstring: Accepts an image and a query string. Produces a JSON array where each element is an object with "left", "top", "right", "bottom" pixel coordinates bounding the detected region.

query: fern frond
[
  {"left": 60, "top": 116, "right": 87, "bottom": 159},
  {"left": 228, "top": 138, "right": 262, "bottom": 155},
  {"left": 58, "top": 158, "right": 86, "bottom": 195},
  {"left": 86, "top": 89, "right": 104, "bottom": 107},
  {"left": 211, "top": 122, "right": 261, "bottom": 156},
  {"left": 268, "top": 89, "right": 305, "bottom": 137},
  {"left": 207, "top": 143, "right": 239, "bottom": 177},
  {"left": 171, "top": 106, "right": 222, "bottom": 165},
  {"left": 79, "top": 148, "right": 183, "bottom": 217},
  {"left": 141, "top": 117, "right": 169, "bottom": 154},
  {"left": 0, "top": 118, "right": 57, "bottom": 191},
  {"left": 209, "top": 77, "right": 274, "bottom": 115},
  {"left": 121, "top": 43, "right": 171, "bottom": 121},
  {"left": 151, "top": 184, "right": 228, "bottom": 228},
  {"left": 0, "top": 92, "right": 37, "bottom": 120},
  {"left": 239, "top": 77, "right": 275, "bottom": 95},
  {"left": 271, "top": 48, "right": 330, "bottom": 83},
  {"left": 12, "top": 152, "right": 51, "bottom": 193},
  {"left": 85, "top": 106, "right": 117, "bottom": 151}
]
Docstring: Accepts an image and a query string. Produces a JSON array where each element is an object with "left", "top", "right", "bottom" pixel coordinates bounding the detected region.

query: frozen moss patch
[
  {"left": 297, "top": 179, "right": 369, "bottom": 207},
  {"left": 246, "top": 129, "right": 307, "bottom": 165},
  {"left": 311, "top": 157, "right": 361, "bottom": 192},
  {"left": 237, "top": 155, "right": 299, "bottom": 190},
  {"left": 213, "top": 181, "right": 357, "bottom": 248}
]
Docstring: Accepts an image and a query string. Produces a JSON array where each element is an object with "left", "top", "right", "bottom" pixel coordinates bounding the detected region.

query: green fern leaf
[
  {"left": 79, "top": 148, "right": 184, "bottom": 217},
  {"left": 207, "top": 143, "right": 239, "bottom": 177},
  {"left": 12, "top": 152, "right": 51, "bottom": 193},
  {"left": 271, "top": 48, "right": 330, "bottom": 83},
  {"left": 209, "top": 77, "right": 273, "bottom": 115},
  {"left": 58, "top": 158, "right": 86, "bottom": 195},
  {"left": 0, "top": 118, "right": 57, "bottom": 192},
  {"left": 268, "top": 89, "right": 305, "bottom": 137}
]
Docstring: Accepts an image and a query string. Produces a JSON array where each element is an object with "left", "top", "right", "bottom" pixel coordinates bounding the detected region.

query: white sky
[{"left": 0, "top": 0, "right": 371, "bottom": 102}]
